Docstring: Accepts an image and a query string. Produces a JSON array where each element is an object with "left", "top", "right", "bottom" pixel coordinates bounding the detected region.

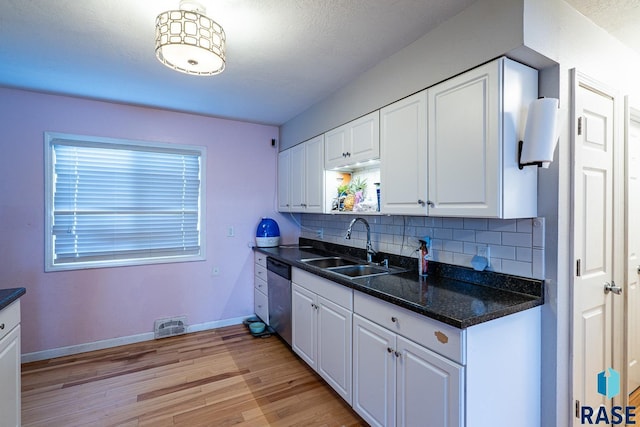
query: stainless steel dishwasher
[{"left": 267, "top": 257, "right": 292, "bottom": 346}]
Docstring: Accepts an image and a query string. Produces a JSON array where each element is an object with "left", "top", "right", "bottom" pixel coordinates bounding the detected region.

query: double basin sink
[{"left": 300, "top": 256, "right": 406, "bottom": 279}]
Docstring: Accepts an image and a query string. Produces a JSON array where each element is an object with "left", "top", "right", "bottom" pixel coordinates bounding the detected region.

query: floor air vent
[{"left": 154, "top": 316, "right": 187, "bottom": 339}]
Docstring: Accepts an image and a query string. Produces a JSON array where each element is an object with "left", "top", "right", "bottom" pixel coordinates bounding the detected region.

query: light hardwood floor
[{"left": 21, "top": 324, "right": 366, "bottom": 426}]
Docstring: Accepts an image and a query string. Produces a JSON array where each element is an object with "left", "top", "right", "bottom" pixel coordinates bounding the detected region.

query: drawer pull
[
  {"left": 434, "top": 331, "right": 449, "bottom": 344},
  {"left": 0, "top": 323, "right": 4, "bottom": 330}
]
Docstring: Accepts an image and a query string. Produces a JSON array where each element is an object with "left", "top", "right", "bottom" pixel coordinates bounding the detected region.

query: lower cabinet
[
  {"left": 353, "top": 314, "right": 463, "bottom": 427},
  {"left": 291, "top": 269, "right": 353, "bottom": 403},
  {"left": 0, "top": 300, "right": 21, "bottom": 427},
  {"left": 254, "top": 252, "right": 269, "bottom": 324}
]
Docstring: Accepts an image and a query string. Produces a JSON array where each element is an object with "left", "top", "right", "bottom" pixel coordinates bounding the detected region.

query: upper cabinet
[
  {"left": 427, "top": 57, "right": 538, "bottom": 218},
  {"left": 279, "top": 135, "right": 325, "bottom": 213},
  {"left": 380, "top": 91, "right": 428, "bottom": 215},
  {"left": 325, "top": 111, "right": 380, "bottom": 169}
]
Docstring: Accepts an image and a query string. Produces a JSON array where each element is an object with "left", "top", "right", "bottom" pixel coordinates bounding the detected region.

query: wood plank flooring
[{"left": 21, "top": 324, "right": 366, "bottom": 427}]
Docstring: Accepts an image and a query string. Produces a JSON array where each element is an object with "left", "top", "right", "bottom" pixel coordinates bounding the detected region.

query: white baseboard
[{"left": 22, "top": 315, "right": 248, "bottom": 363}]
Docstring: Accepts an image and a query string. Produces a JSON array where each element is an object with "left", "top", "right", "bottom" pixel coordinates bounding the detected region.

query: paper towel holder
[
  {"left": 518, "top": 140, "right": 543, "bottom": 169},
  {"left": 518, "top": 97, "right": 560, "bottom": 170}
]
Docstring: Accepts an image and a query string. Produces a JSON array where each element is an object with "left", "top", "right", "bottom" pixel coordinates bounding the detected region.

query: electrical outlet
[
  {"left": 476, "top": 245, "right": 490, "bottom": 266},
  {"left": 227, "top": 226, "right": 235, "bottom": 237},
  {"left": 316, "top": 228, "right": 324, "bottom": 239}
]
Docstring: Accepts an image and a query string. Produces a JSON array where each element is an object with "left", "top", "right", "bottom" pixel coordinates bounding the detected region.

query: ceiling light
[{"left": 155, "top": 0, "right": 226, "bottom": 76}]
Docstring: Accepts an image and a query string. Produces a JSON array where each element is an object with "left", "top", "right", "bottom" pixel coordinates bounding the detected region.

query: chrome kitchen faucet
[{"left": 345, "top": 217, "right": 376, "bottom": 263}]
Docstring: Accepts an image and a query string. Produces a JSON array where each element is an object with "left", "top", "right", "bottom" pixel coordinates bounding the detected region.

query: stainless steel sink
[
  {"left": 301, "top": 256, "right": 407, "bottom": 279},
  {"left": 327, "top": 264, "right": 393, "bottom": 278},
  {"left": 300, "top": 256, "right": 358, "bottom": 269}
]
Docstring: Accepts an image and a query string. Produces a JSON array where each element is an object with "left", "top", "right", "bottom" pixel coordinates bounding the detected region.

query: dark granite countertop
[
  {"left": 0, "top": 288, "right": 26, "bottom": 311},
  {"left": 255, "top": 239, "right": 543, "bottom": 329}
]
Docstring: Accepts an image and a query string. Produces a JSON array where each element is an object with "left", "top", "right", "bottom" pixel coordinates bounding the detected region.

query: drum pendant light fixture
[{"left": 155, "top": 0, "right": 226, "bottom": 76}]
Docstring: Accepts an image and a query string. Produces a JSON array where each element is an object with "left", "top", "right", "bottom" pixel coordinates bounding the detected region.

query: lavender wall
[{"left": 0, "top": 87, "right": 299, "bottom": 355}]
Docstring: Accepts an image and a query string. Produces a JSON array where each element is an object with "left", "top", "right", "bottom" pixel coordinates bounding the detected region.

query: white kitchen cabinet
[
  {"left": 0, "top": 300, "right": 21, "bottom": 427},
  {"left": 253, "top": 252, "right": 269, "bottom": 324},
  {"left": 291, "top": 268, "right": 353, "bottom": 403},
  {"left": 277, "top": 149, "right": 291, "bottom": 211},
  {"left": 353, "top": 290, "right": 540, "bottom": 427},
  {"left": 427, "top": 57, "right": 538, "bottom": 218},
  {"left": 284, "top": 135, "right": 324, "bottom": 213},
  {"left": 325, "top": 111, "right": 380, "bottom": 169},
  {"left": 353, "top": 314, "right": 463, "bottom": 427},
  {"left": 380, "top": 91, "right": 428, "bottom": 215}
]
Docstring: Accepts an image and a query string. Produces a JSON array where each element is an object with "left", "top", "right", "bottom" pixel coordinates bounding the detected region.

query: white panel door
[
  {"left": 317, "top": 295, "right": 352, "bottom": 404},
  {"left": 380, "top": 91, "right": 428, "bottom": 215},
  {"left": 350, "top": 111, "right": 380, "bottom": 162},
  {"left": 292, "top": 283, "right": 317, "bottom": 369},
  {"left": 304, "top": 135, "right": 325, "bottom": 213},
  {"left": 289, "top": 144, "right": 306, "bottom": 211},
  {"left": 325, "top": 125, "right": 348, "bottom": 168},
  {"left": 0, "top": 325, "right": 20, "bottom": 427},
  {"left": 572, "top": 72, "right": 617, "bottom": 419},
  {"left": 353, "top": 314, "right": 396, "bottom": 427},
  {"left": 396, "top": 336, "right": 463, "bottom": 427},
  {"left": 626, "top": 102, "right": 640, "bottom": 394},
  {"left": 428, "top": 60, "right": 500, "bottom": 217},
  {"left": 277, "top": 150, "right": 291, "bottom": 211}
]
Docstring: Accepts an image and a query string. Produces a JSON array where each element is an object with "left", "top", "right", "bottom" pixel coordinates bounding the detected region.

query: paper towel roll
[{"left": 521, "top": 98, "right": 560, "bottom": 168}]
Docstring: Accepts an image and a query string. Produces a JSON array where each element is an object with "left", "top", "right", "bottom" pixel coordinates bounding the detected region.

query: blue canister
[{"left": 255, "top": 217, "right": 280, "bottom": 247}]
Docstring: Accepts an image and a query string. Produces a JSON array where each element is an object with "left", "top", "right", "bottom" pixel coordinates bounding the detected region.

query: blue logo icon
[{"left": 597, "top": 368, "right": 620, "bottom": 399}]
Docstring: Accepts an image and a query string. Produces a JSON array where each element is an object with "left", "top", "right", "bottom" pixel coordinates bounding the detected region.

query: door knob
[{"left": 604, "top": 281, "right": 623, "bottom": 295}]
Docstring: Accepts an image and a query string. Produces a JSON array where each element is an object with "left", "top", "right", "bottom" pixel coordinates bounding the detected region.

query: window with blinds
[{"left": 45, "top": 133, "right": 206, "bottom": 271}]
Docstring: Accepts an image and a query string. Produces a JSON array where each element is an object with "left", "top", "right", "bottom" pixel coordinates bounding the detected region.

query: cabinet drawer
[
  {"left": 354, "top": 291, "right": 465, "bottom": 364},
  {"left": 254, "top": 288, "right": 269, "bottom": 325},
  {"left": 0, "top": 300, "right": 20, "bottom": 341},
  {"left": 292, "top": 268, "right": 352, "bottom": 310},
  {"left": 254, "top": 252, "right": 267, "bottom": 267},
  {"left": 254, "top": 274, "right": 268, "bottom": 294},
  {"left": 255, "top": 264, "right": 267, "bottom": 283}
]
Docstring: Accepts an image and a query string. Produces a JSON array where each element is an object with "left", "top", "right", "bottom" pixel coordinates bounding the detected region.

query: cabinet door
[
  {"left": 254, "top": 287, "right": 269, "bottom": 325},
  {"left": 380, "top": 91, "right": 428, "bottom": 215},
  {"left": 317, "top": 295, "right": 352, "bottom": 404},
  {"left": 349, "top": 111, "right": 380, "bottom": 163},
  {"left": 0, "top": 325, "right": 21, "bottom": 427},
  {"left": 353, "top": 314, "right": 395, "bottom": 427},
  {"left": 396, "top": 336, "right": 464, "bottom": 427},
  {"left": 428, "top": 60, "right": 500, "bottom": 217},
  {"left": 304, "top": 135, "right": 325, "bottom": 213},
  {"left": 277, "top": 150, "right": 291, "bottom": 212},
  {"left": 325, "top": 125, "right": 348, "bottom": 169},
  {"left": 289, "top": 144, "right": 306, "bottom": 212},
  {"left": 292, "top": 283, "right": 317, "bottom": 369}
]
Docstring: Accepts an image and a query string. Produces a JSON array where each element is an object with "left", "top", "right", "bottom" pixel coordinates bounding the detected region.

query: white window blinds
[{"left": 45, "top": 133, "right": 205, "bottom": 271}]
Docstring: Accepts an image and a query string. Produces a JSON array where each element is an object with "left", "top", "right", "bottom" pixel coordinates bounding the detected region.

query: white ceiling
[{"left": 1, "top": 0, "right": 638, "bottom": 126}]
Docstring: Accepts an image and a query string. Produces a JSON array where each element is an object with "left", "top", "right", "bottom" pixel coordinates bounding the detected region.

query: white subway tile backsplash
[
  {"left": 442, "top": 218, "right": 464, "bottom": 228},
  {"left": 453, "top": 229, "right": 476, "bottom": 242},
  {"left": 475, "top": 230, "right": 502, "bottom": 245},
  {"left": 502, "top": 231, "right": 533, "bottom": 247},
  {"left": 463, "top": 218, "right": 488, "bottom": 230},
  {"left": 300, "top": 214, "right": 544, "bottom": 279},
  {"left": 488, "top": 218, "right": 517, "bottom": 232}
]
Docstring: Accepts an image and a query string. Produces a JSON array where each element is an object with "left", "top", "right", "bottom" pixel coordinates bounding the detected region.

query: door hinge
[
  {"left": 577, "top": 259, "right": 581, "bottom": 277},
  {"left": 578, "top": 116, "right": 583, "bottom": 136},
  {"left": 575, "top": 400, "right": 581, "bottom": 418}
]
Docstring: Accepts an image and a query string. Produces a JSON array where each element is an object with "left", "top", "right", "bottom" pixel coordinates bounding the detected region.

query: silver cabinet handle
[
  {"left": 604, "top": 281, "right": 623, "bottom": 295},
  {"left": 394, "top": 351, "right": 401, "bottom": 358},
  {"left": 417, "top": 199, "right": 425, "bottom": 206},
  {"left": 0, "top": 323, "right": 4, "bottom": 330},
  {"left": 387, "top": 347, "right": 394, "bottom": 353},
  {"left": 391, "top": 317, "right": 398, "bottom": 323}
]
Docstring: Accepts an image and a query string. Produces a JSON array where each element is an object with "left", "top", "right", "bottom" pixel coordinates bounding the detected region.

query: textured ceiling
[{"left": 0, "top": 0, "right": 638, "bottom": 125}]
